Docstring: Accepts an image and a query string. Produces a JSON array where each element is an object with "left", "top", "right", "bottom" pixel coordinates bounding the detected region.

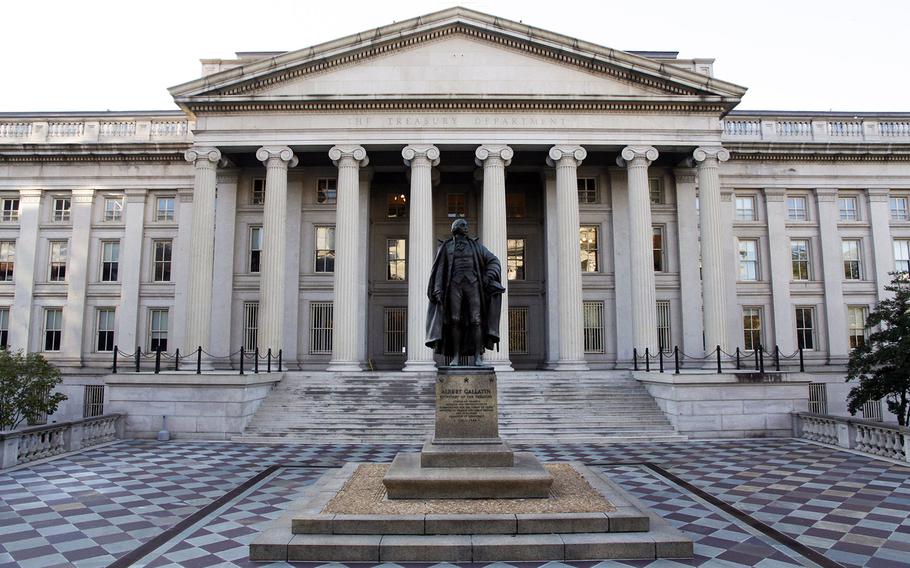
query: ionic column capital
[
  {"left": 617, "top": 145, "right": 658, "bottom": 167},
  {"left": 329, "top": 145, "right": 369, "bottom": 167},
  {"left": 256, "top": 146, "right": 298, "bottom": 168},
  {"left": 402, "top": 144, "right": 440, "bottom": 167},
  {"left": 547, "top": 145, "right": 586, "bottom": 167},
  {"left": 475, "top": 144, "right": 514, "bottom": 167},
  {"left": 693, "top": 146, "right": 730, "bottom": 164},
  {"left": 184, "top": 146, "right": 222, "bottom": 166}
]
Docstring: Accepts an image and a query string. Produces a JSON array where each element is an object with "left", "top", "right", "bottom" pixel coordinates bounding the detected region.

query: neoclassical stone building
[{"left": 2, "top": 7, "right": 909, "bottom": 374}]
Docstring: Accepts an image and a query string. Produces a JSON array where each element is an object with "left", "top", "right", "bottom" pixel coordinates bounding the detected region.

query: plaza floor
[{"left": 0, "top": 439, "right": 908, "bottom": 568}]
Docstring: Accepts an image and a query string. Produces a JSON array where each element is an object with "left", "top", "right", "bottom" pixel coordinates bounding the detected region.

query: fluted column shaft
[
  {"left": 402, "top": 145, "right": 439, "bottom": 372},
  {"left": 183, "top": 147, "right": 221, "bottom": 352},
  {"left": 548, "top": 145, "right": 588, "bottom": 370},
  {"left": 257, "top": 146, "right": 298, "bottom": 354},
  {"left": 694, "top": 147, "right": 730, "bottom": 351},
  {"left": 621, "top": 146, "right": 659, "bottom": 353},
  {"left": 477, "top": 145, "right": 513, "bottom": 370},
  {"left": 329, "top": 146, "right": 369, "bottom": 371}
]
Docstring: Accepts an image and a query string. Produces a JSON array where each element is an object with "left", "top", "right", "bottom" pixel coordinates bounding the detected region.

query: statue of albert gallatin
[{"left": 426, "top": 219, "right": 505, "bottom": 365}]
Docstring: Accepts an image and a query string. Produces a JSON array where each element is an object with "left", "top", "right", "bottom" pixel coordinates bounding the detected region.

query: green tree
[
  {"left": 0, "top": 350, "right": 66, "bottom": 431},
  {"left": 846, "top": 274, "right": 910, "bottom": 426}
]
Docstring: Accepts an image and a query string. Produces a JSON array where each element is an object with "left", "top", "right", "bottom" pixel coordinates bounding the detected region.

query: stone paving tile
[{"left": 0, "top": 439, "right": 908, "bottom": 566}]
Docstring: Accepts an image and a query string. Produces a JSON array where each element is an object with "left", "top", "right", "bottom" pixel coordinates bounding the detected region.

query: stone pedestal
[{"left": 383, "top": 366, "right": 553, "bottom": 499}]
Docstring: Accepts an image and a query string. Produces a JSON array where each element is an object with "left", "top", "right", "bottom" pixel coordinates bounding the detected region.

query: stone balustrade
[
  {"left": 0, "top": 414, "right": 124, "bottom": 470},
  {"left": 793, "top": 412, "right": 909, "bottom": 462},
  {"left": 723, "top": 113, "right": 910, "bottom": 143},
  {"left": 0, "top": 114, "right": 194, "bottom": 144}
]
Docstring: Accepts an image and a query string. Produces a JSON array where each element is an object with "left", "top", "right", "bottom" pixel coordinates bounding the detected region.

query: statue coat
[{"left": 425, "top": 236, "right": 505, "bottom": 356}]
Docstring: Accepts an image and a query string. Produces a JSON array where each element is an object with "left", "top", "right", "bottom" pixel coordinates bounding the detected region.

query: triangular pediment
[{"left": 170, "top": 7, "right": 746, "bottom": 112}]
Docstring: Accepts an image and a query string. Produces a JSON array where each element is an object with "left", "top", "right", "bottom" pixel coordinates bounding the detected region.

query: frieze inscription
[{"left": 349, "top": 114, "right": 576, "bottom": 129}]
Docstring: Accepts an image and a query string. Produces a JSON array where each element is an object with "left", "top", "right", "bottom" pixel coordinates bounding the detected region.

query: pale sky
[{"left": 2, "top": 0, "right": 907, "bottom": 113}]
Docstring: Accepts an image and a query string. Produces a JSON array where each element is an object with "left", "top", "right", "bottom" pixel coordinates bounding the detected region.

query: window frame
[
  {"left": 154, "top": 196, "right": 175, "bottom": 222},
  {"left": 48, "top": 240, "right": 68, "bottom": 282},
  {"left": 790, "top": 239, "right": 811, "bottom": 281},
  {"left": 508, "top": 306, "right": 529, "bottom": 355},
  {"left": 889, "top": 196, "right": 909, "bottom": 221},
  {"left": 0, "top": 241, "right": 14, "bottom": 282},
  {"left": 249, "top": 226, "right": 263, "bottom": 273},
  {"left": 314, "top": 226, "right": 336, "bottom": 273},
  {"left": 243, "top": 301, "right": 259, "bottom": 351},
  {"left": 148, "top": 308, "right": 169, "bottom": 352},
  {"left": 250, "top": 178, "right": 266, "bottom": 205},
  {"left": 656, "top": 300, "right": 671, "bottom": 353},
  {"left": 734, "top": 195, "right": 756, "bottom": 221},
  {"left": 582, "top": 300, "right": 605, "bottom": 354},
  {"left": 386, "top": 193, "right": 407, "bottom": 218},
  {"left": 742, "top": 306, "right": 763, "bottom": 351},
  {"left": 1, "top": 197, "right": 19, "bottom": 222},
  {"left": 0, "top": 307, "right": 9, "bottom": 350},
  {"left": 838, "top": 195, "right": 859, "bottom": 221},
  {"left": 506, "top": 193, "right": 526, "bottom": 219},
  {"left": 652, "top": 225, "right": 665, "bottom": 272},
  {"left": 894, "top": 239, "right": 910, "bottom": 273},
  {"left": 386, "top": 238, "right": 407, "bottom": 281},
  {"left": 43, "top": 307, "right": 63, "bottom": 352},
  {"left": 383, "top": 306, "right": 408, "bottom": 355},
  {"left": 795, "top": 306, "right": 816, "bottom": 351},
  {"left": 103, "top": 196, "right": 123, "bottom": 222},
  {"left": 316, "top": 178, "right": 337, "bottom": 205},
  {"left": 506, "top": 238, "right": 525, "bottom": 281},
  {"left": 738, "top": 239, "right": 759, "bottom": 281},
  {"left": 309, "top": 302, "right": 334, "bottom": 354},
  {"left": 100, "top": 240, "right": 120, "bottom": 282},
  {"left": 649, "top": 177, "right": 664, "bottom": 205},
  {"left": 786, "top": 195, "right": 808, "bottom": 222},
  {"left": 577, "top": 177, "right": 597, "bottom": 204},
  {"left": 52, "top": 196, "right": 71, "bottom": 222},
  {"left": 152, "top": 239, "right": 173, "bottom": 282},
  {"left": 446, "top": 193, "right": 466, "bottom": 218},
  {"left": 579, "top": 225, "right": 599, "bottom": 273},
  {"left": 95, "top": 308, "right": 116, "bottom": 352},
  {"left": 847, "top": 305, "right": 868, "bottom": 350},
  {"left": 842, "top": 239, "right": 862, "bottom": 280}
]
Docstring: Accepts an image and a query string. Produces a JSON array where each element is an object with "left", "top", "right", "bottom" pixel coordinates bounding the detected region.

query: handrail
[
  {"left": 793, "top": 412, "right": 909, "bottom": 463},
  {"left": 0, "top": 414, "right": 124, "bottom": 469}
]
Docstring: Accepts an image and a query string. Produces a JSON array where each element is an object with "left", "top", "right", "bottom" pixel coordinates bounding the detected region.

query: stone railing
[
  {"left": 0, "top": 414, "right": 124, "bottom": 470},
  {"left": 793, "top": 412, "right": 909, "bottom": 462},
  {"left": 723, "top": 113, "right": 910, "bottom": 144},
  {"left": 0, "top": 114, "right": 194, "bottom": 144}
]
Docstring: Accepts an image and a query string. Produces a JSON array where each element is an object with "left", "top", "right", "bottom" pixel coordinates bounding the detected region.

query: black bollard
[
  {"left": 645, "top": 348, "right": 650, "bottom": 372},
  {"left": 267, "top": 348, "right": 272, "bottom": 373},
  {"left": 254, "top": 348, "right": 259, "bottom": 374},
  {"left": 659, "top": 349, "right": 664, "bottom": 373},
  {"left": 736, "top": 347, "right": 741, "bottom": 370},
  {"left": 154, "top": 347, "right": 161, "bottom": 374},
  {"left": 758, "top": 344, "right": 765, "bottom": 374},
  {"left": 715, "top": 345, "right": 721, "bottom": 374},
  {"left": 175, "top": 348, "right": 180, "bottom": 372},
  {"left": 135, "top": 347, "right": 141, "bottom": 372},
  {"left": 774, "top": 346, "right": 781, "bottom": 372},
  {"left": 278, "top": 349, "right": 282, "bottom": 372},
  {"left": 196, "top": 346, "right": 202, "bottom": 375},
  {"left": 674, "top": 346, "right": 680, "bottom": 374},
  {"left": 240, "top": 346, "right": 245, "bottom": 375},
  {"left": 113, "top": 345, "right": 118, "bottom": 374},
  {"left": 633, "top": 348, "right": 638, "bottom": 371},
  {"left": 799, "top": 347, "right": 805, "bottom": 372}
]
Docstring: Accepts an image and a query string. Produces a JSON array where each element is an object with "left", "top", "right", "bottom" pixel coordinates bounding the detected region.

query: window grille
[
  {"left": 309, "top": 302, "right": 333, "bottom": 354},
  {"left": 44, "top": 308, "right": 62, "bottom": 351},
  {"left": 507, "top": 238, "right": 525, "bottom": 281},
  {"left": 862, "top": 399, "right": 883, "bottom": 422},
  {"left": 577, "top": 178, "right": 597, "bottom": 204},
  {"left": 316, "top": 178, "right": 337, "bottom": 204},
  {"left": 384, "top": 307, "right": 407, "bottom": 355},
  {"left": 808, "top": 383, "right": 828, "bottom": 414},
  {"left": 53, "top": 197, "right": 71, "bottom": 222},
  {"left": 243, "top": 302, "right": 259, "bottom": 351},
  {"left": 890, "top": 196, "right": 909, "bottom": 221},
  {"left": 103, "top": 197, "right": 123, "bottom": 222},
  {"left": 583, "top": 300, "right": 604, "bottom": 354},
  {"left": 149, "top": 309, "right": 168, "bottom": 352},
  {"left": 656, "top": 300, "right": 671, "bottom": 353},
  {"left": 1, "top": 198, "right": 18, "bottom": 222},
  {"left": 251, "top": 178, "right": 266, "bottom": 205},
  {"left": 787, "top": 196, "right": 807, "bottom": 221},
  {"left": 83, "top": 385, "right": 104, "bottom": 418},
  {"left": 742, "top": 307, "right": 762, "bottom": 351},
  {"left": 155, "top": 197, "right": 175, "bottom": 222},
  {"left": 48, "top": 241, "right": 67, "bottom": 282},
  {"left": 152, "top": 240, "right": 172, "bottom": 282},
  {"left": 0, "top": 307, "right": 9, "bottom": 349},
  {"left": 838, "top": 196, "right": 858, "bottom": 221},
  {"left": 735, "top": 196, "right": 756, "bottom": 221},
  {"left": 447, "top": 193, "right": 466, "bottom": 218},
  {"left": 649, "top": 177, "right": 664, "bottom": 204},
  {"left": 96, "top": 308, "right": 115, "bottom": 352},
  {"left": 580, "top": 226, "right": 598, "bottom": 272},
  {"left": 387, "top": 239, "right": 406, "bottom": 281},
  {"left": 0, "top": 241, "right": 13, "bottom": 281},
  {"left": 508, "top": 307, "right": 529, "bottom": 355}
]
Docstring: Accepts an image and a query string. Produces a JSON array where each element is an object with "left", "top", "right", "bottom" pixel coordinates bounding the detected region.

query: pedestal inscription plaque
[{"left": 435, "top": 372, "right": 499, "bottom": 440}]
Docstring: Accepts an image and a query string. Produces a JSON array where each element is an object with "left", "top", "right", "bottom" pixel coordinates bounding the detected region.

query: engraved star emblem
[{"left": 464, "top": 378, "right": 469, "bottom": 383}]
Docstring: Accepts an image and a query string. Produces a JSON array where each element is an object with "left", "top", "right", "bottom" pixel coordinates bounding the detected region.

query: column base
[
  {"left": 327, "top": 360, "right": 366, "bottom": 372},
  {"left": 402, "top": 359, "right": 437, "bottom": 373},
  {"left": 552, "top": 359, "right": 589, "bottom": 371}
]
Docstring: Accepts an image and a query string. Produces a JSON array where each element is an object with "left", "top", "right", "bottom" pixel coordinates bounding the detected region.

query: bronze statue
[{"left": 426, "top": 219, "right": 505, "bottom": 365}]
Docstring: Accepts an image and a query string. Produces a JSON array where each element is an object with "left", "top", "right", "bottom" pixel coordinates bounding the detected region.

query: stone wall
[{"left": 635, "top": 372, "right": 810, "bottom": 438}]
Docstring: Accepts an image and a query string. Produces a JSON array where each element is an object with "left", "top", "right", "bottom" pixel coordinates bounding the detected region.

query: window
[
  {"left": 809, "top": 383, "right": 828, "bottom": 414},
  {"left": 507, "top": 238, "right": 525, "bottom": 281},
  {"left": 48, "top": 241, "right": 67, "bottom": 282},
  {"left": 316, "top": 178, "right": 337, "bottom": 204},
  {"left": 848, "top": 306, "right": 868, "bottom": 349},
  {"left": 894, "top": 239, "right": 910, "bottom": 273},
  {"left": 508, "top": 307, "right": 529, "bottom": 355},
  {"left": 100, "top": 241, "right": 120, "bottom": 282},
  {"left": 44, "top": 308, "right": 62, "bottom": 351},
  {"left": 243, "top": 302, "right": 259, "bottom": 351},
  {"left": 742, "top": 307, "right": 762, "bottom": 351},
  {"left": 0, "top": 307, "right": 8, "bottom": 349},
  {"left": 656, "top": 300, "right": 671, "bottom": 352},
  {"left": 446, "top": 193, "right": 466, "bottom": 218},
  {"left": 96, "top": 308, "right": 115, "bottom": 352},
  {"left": 842, "top": 239, "right": 862, "bottom": 280},
  {"left": 652, "top": 226, "right": 665, "bottom": 272},
  {"left": 838, "top": 196, "right": 858, "bottom": 221},
  {"left": 52, "top": 197, "right": 71, "bottom": 222},
  {"left": 791, "top": 239, "right": 810, "bottom": 280},
  {"left": 83, "top": 385, "right": 104, "bottom": 418},
  {"left": 787, "top": 196, "right": 807, "bottom": 221},
  {"left": 387, "top": 239, "right": 406, "bottom": 281},
  {"left": 155, "top": 196, "right": 175, "bottom": 221},
  {"left": 152, "top": 240, "right": 172, "bottom": 282},
  {"left": 862, "top": 400, "right": 883, "bottom": 422},
  {"left": 1, "top": 198, "right": 18, "bottom": 222},
  {"left": 103, "top": 197, "right": 123, "bottom": 222},
  {"left": 383, "top": 307, "right": 407, "bottom": 355},
  {"left": 387, "top": 193, "right": 407, "bottom": 218},
  {"left": 315, "top": 227, "right": 335, "bottom": 273},
  {"left": 583, "top": 300, "right": 604, "bottom": 353},
  {"left": 649, "top": 178, "right": 664, "bottom": 205},
  {"left": 735, "top": 196, "right": 755, "bottom": 221},
  {"left": 577, "top": 178, "right": 597, "bottom": 204},
  {"left": 0, "top": 241, "right": 13, "bottom": 281},
  {"left": 251, "top": 178, "right": 266, "bottom": 205},
  {"left": 309, "top": 302, "right": 333, "bottom": 354},
  {"left": 795, "top": 306, "right": 815, "bottom": 350},
  {"left": 890, "top": 196, "right": 909, "bottom": 221},
  {"left": 249, "top": 227, "right": 262, "bottom": 273},
  {"left": 148, "top": 309, "right": 168, "bottom": 352},
  {"left": 580, "top": 226, "right": 598, "bottom": 272},
  {"left": 738, "top": 239, "right": 759, "bottom": 281},
  {"left": 506, "top": 193, "right": 526, "bottom": 219}
]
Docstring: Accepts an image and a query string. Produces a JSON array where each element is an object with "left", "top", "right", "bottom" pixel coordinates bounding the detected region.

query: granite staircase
[{"left": 237, "top": 370, "right": 685, "bottom": 444}]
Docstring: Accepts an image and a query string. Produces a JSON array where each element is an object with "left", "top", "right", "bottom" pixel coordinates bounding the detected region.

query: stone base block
[
  {"left": 383, "top": 451, "right": 553, "bottom": 499},
  {"left": 420, "top": 438, "right": 514, "bottom": 467}
]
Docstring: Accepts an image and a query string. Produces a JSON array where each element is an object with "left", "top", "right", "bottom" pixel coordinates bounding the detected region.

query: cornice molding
[
  {"left": 730, "top": 151, "right": 910, "bottom": 162},
  {"left": 0, "top": 153, "right": 186, "bottom": 163}
]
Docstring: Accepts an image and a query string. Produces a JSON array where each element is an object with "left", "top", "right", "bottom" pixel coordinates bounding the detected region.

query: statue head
[{"left": 451, "top": 218, "right": 468, "bottom": 236}]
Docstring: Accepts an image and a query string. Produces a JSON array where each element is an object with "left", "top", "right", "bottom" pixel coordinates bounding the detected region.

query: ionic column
[
  {"left": 476, "top": 144, "right": 514, "bottom": 371},
  {"left": 619, "top": 145, "right": 659, "bottom": 354},
  {"left": 61, "top": 189, "right": 94, "bottom": 364},
  {"left": 209, "top": 166, "right": 238, "bottom": 364},
  {"left": 8, "top": 190, "right": 41, "bottom": 352},
  {"left": 183, "top": 147, "right": 221, "bottom": 352},
  {"left": 402, "top": 145, "right": 439, "bottom": 372},
  {"left": 547, "top": 145, "right": 588, "bottom": 370},
  {"left": 256, "top": 146, "right": 298, "bottom": 355},
  {"left": 673, "top": 168, "right": 705, "bottom": 356},
  {"left": 328, "top": 145, "right": 369, "bottom": 371},
  {"left": 694, "top": 147, "right": 731, "bottom": 351}
]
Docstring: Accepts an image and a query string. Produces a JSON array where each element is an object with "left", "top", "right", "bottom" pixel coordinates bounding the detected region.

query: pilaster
[
  {"left": 210, "top": 166, "right": 239, "bottom": 365},
  {"left": 116, "top": 188, "right": 147, "bottom": 352},
  {"left": 61, "top": 189, "right": 94, "bottom": 364},
  {"left": 764, "top": 188, "right": 795, "bottom": 352},
  {"left": 8, "top": 190, "right": 42, "bottom": 352},
  {"left": 867, "top": 188, "right": 893, "bottom": 300},
  {"left": 816, "top": 187, "right": 849, "bottom": 362},
  {"left": 542, "top": 170, "right": 560, "bottom": 368},
  {"left": 171, "top": 188, "right": 195, "bottom": 354},
  {"left": 673, "top": 168, "right": 705, "bottom": 356}
]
